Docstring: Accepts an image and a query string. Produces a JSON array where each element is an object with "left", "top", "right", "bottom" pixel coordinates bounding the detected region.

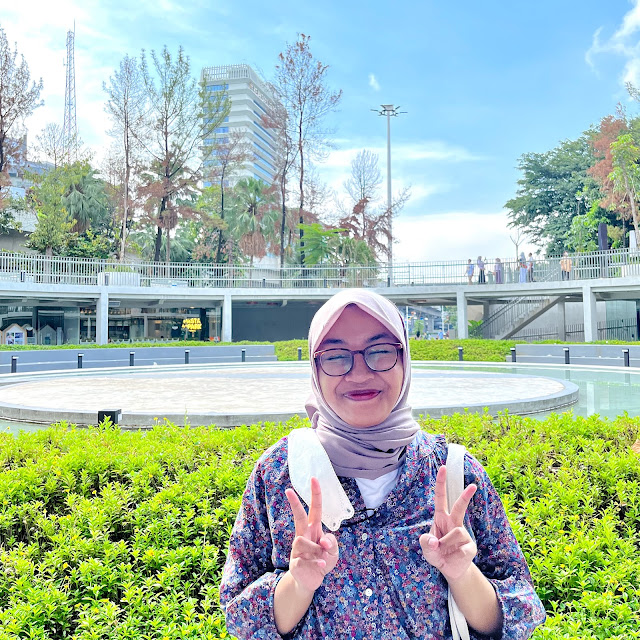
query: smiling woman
[{"left": 219, "top": 289, "right": 546, "bottom": 639}]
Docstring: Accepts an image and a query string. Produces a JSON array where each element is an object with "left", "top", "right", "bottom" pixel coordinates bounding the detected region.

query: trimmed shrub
[{"left": 0, "top": 413, "right": 638, "bottom": 638}]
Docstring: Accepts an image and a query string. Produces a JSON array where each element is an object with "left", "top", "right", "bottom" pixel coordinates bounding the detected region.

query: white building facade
[{"left": 201, "top": 64, "right": 279, "bottom": 185}]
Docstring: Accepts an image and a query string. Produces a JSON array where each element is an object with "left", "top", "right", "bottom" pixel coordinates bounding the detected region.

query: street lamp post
[{"left": 373, "top": 104, "right": 405, "bottom": 277}]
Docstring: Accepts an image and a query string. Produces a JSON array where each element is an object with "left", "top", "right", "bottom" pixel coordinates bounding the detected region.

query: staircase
[{"left": 471, "top": 296, "right": 562, "bottom": 340}]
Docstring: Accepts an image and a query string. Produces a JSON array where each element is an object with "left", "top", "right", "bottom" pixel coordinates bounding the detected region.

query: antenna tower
[{"left": 63, "top": 26, "right": 78, "bottom": 161}]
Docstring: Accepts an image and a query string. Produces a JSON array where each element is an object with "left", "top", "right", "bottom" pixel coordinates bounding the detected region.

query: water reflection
[{"left": 415, "top": 363, "right": 640, "bottom": 420}]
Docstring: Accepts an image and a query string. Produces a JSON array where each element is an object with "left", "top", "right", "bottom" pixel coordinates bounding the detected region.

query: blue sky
[{"left": 3, "top": 0, "right": 640, "bottom": 261}]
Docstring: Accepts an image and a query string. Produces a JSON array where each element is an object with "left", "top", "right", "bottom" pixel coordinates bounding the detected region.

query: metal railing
[{"left": 0, "top": 248, "right": 638, "bottom": 289}]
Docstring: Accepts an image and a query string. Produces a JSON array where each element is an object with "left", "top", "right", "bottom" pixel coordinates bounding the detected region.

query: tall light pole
[{"left": 373, "top": 104, "right": 405, "bottom": 269}]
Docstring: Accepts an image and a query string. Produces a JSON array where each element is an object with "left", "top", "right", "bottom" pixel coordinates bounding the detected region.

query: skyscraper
[{"left": 201, "top": 64, "right": 279, "bottom": 185}]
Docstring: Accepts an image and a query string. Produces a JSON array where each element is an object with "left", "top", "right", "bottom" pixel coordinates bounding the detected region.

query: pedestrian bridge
[{"left": 0, "top": 249, "right": 639, "bottom": 343}]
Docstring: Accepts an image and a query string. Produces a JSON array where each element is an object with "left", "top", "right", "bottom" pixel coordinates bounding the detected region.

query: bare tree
[
  {"left": 344, "top": 149, "right": 382, "bottom": 204},
  {"left": 34, "top": 123, "right": 65, "bottom": 168},
  {"left": 261, "top": 98, "right": 298, "bottom": 268},
  {"left": 204, "top": 129, "right": 252, "bottom": 263},
  {"left": 274, "top": 34, "right": 341, "bottom": 264},
  {"left": 0, "top": 25, "right": 43, "bottom": 205},
  {"left": 104, "top": 54, "right": 148, "bottom": 260},
  {"left": 137, "top": 45, "right": 230, "bottom": 262}
]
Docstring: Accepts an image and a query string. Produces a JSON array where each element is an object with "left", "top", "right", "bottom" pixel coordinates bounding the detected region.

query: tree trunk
[
  {"left": 154, "top": 226, "right": 163, "bottom": 262},
  {"left": 165, "top": 230, "right": 171, "bottom": 264},
  {"left": 298, "top": 121, "right": 305, "bottom": 266}
]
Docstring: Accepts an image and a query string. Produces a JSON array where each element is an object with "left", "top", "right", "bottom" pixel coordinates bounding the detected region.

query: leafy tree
[
  {"left": 137, "top": 45, "right": 230, "bottom": 263},
  {"left": 104, "top": 54, "right": 148, "bottom": 260},
  {"left": 228, "top": 177, "right": 278, "bottom": 266},
  {"left": 192, "top": 185, "right": 225, "bottom": 261},
  {"left": 0, "top": 25, "right": 43, "bottom": 206},
  {"left": 25, "top": 162, "right": 112, "bottom": 256},
  {"left": 275, "top": 34, "right": 342, "bottom": 264},
  {"left": 25, "top": 172, "right": 74, "bottom": 256},
  {"left": 609, "top": 133, "right": 640, "bottom": 247},
  {"left": 297, "top": 223, "right": 343, "bottom": 265},
  {"left": 505, "top": 134, "right": 601, "bottom": 255}
]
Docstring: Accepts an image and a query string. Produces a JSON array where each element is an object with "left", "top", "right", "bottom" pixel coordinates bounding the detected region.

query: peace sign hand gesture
[
  {"left": 420, "top": 465, "right": 478, "bottom": 583},
  {"left": 285, "top": 477, "right": 339, "bottom": 595}
]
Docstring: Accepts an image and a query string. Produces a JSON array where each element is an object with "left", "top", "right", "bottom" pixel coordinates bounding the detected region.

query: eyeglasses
[{"left": 314, "top": 343, "right": 403, "bottom": 377}]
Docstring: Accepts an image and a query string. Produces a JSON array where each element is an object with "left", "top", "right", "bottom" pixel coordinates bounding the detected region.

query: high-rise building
[{"left": 201, "top": 64, "right": 279, "bottom": 185}]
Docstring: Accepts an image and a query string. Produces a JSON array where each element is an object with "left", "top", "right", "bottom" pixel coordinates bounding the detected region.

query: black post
[
  {"left": 185, "top": 350, "right": 190, "bottom": 364},
  {"left": 510, "top": 347, "right": 516, "bottom": 363},
  {"left": 564, "top": 347, "right": 570, "bottom": 365},
  {"left": 387, "top": 276, "right": 391, "bottom": 287},
  {"left": 262, "top": 278, "right": 266, "bottom": 288},
  {"left": 241, "top": 349, "right": 246, "bottom": 362},
  {"left": 623, "top": 349, "right": 630, "bottom": 367},
  {"left": 10, "top": 356, "right": 17, "bottom": 373},
  {"left": 129, "top": 351, "right": 135, "bottom": 367},
  {"left": 78, "top": 353, "right": 83, "bottom": 369},
  {"left": 297, "top": 347, "right": 302, "bottom": 361},
  {"left": 458, "top": 347, "right": 464, "bottom": 361}
]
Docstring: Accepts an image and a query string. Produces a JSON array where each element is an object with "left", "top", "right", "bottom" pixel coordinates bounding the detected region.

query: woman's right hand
[{"left": 285, "top": 477, "right": 339, "bottom": 594}]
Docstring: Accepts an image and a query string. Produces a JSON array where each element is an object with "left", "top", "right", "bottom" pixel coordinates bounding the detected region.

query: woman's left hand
[{"left": 419, "top": 465, "right": 478, "bottom": 583}]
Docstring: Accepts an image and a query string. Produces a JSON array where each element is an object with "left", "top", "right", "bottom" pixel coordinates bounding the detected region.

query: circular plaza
[{"left": 0, "top": 362, "right": 579, "bottom": 428}]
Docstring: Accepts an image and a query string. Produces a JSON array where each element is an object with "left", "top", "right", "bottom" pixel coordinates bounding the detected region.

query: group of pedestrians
[
  {"left": 466, "top": 256, "right": 506, "bottom": 285},
  {"left": 466, "top": 252, "right": 555, "bottom": 285}
]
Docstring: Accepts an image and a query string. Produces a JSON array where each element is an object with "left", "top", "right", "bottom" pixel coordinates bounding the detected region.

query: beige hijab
[{"left": 305, "top": 289, "right": 420, "bottom": 480}]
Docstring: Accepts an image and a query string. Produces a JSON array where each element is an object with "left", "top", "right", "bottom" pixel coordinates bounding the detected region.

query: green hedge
[{"left": 0, "top": 413, "right": 638, "bottom": 638}]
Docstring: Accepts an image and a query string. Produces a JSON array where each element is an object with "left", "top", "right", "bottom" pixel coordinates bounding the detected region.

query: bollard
[
  {"left": 458, "top": 347, "right": 464, "bottom": 362},
  {"left": 564, "top": 347, "right": 570, "bottom": 365},
  {"left": 324, "top": 277, "right": 327, "bottom": 288},
  {"left": 297, "top": 347, "right": 302, "bottom": 361},
  {"left": 623, "top": 349, "right": 630, "bottom": 367},
  {"left": 185, "top": 350, "right": 190, "bottom": 364},
  {"left": 510, "top": 347, "right": 516, "bottom": 363},
  {"left": 98, "top": 409, "right": 121, "bottom": 426},
  {"left": 10, "top": 356, "right": 17, "bottom": 373},
  {"left": 262, "top": 278, "right": 266, "bottom": 288},
  {"left": 77, "top": 353, "right": 84, "bottom": 369},
  {"left": 129, "top": 351, "right": 135, "bottom": 367},
  {"left": 387, "top": 276, "right": 391, "bottom": 287},
  {"left": 241, "top": 349, "right": 246, "bottom": 362}
]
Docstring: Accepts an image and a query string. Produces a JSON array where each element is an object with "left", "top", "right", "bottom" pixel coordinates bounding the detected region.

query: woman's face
[{"left": 316, "top": 305, "right": 404, "bottom": 428}]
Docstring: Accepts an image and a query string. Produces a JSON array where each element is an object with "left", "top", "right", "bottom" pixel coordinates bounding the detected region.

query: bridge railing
[{"left": 0, "top": 248, "right": 638, "bottom": 289}]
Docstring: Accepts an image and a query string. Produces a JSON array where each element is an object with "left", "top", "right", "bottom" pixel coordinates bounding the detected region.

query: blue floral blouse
[{"left": 220, "top": 431, "right": 546, "bottom": 639}]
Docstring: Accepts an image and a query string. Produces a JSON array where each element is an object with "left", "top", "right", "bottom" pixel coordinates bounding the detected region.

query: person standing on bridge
[
  {"left": 477, "top": 256, "right": 486, "bottom": 284},
  {"left": 519, "top": 253, "right": 528, "bottom": 284},
  {"left": 493, "top": 257, "right": 504, "bottom": 284},
  {"left": 465, "top": 259, "right": 474, "bottom": 285},
  {"left": 561, "top": 251, "right": 572, "bottom": 281},
  {"left": 220, "top": 289, "right": 545, "bottom": 639}
]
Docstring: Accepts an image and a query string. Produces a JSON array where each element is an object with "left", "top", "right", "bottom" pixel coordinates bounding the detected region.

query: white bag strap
[{"left": 446, "top": 443, "right": 470, "bottom": 640}]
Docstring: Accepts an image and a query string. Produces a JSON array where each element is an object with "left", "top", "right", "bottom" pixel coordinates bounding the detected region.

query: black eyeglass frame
[{"left": 313, "top": 342, "right": 403, "bottom": 377}]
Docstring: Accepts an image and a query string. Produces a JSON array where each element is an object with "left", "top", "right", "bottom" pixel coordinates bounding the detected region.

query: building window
[{"left": 207, "top": 83, "right": 228, "bottom": 92}]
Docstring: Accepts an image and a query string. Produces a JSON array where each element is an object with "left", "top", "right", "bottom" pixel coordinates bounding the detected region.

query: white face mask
[{"left": 287, "top": 428, "right": 355, "bottom": 531}]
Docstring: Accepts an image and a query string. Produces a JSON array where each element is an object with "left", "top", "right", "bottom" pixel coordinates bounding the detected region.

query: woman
[
  {"left": 519, "top": 253, "right": 528, "bottom": 284},
  {"left": 477, "top": 256, "right": 486, "bottom": 284},
  {"left": 465, "top": 259, "right": 474, "bottom": 285},
  {"left": 494, "top": 257, "right": 503, "bottom": 284},
  {"left": 220, "top": 289, "right": 545, "bottom": 639}
]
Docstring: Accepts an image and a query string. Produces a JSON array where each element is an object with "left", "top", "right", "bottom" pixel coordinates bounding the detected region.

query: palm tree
[{"left": 229, "top": 177, "right": 278, "bottom": 266}]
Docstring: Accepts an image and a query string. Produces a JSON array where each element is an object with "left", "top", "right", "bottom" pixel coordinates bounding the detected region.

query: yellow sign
[{"left": 182, "top": 318, "right": 202, "bottom": 332}]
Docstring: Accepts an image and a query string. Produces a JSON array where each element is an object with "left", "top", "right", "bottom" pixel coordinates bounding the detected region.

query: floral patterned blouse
[{"left": 220, "top": 430, "right": 546, "bottom": 639}]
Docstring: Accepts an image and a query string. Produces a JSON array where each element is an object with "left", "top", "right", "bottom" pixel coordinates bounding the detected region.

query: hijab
[{"left": 305, "top": 289, "right": 420, "bottom": 480}]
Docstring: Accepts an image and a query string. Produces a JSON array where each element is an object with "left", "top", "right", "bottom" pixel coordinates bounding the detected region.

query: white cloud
[
  {"left": 368, "top": 73, "right": 380, "bottom": 91},
  {"left": 394, "top": 211, "right": 538, "bottom": 263},
  {"left": 586, "top": 0, "right": 640, "bottom": 89}
]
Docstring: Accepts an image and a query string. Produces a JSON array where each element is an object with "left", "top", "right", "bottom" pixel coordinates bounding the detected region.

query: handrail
[{"left": 0, "top": 248, "right": 637, "bottom": 289}]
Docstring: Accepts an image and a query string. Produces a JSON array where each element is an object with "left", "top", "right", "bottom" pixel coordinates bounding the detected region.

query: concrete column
[
  {"left": 95, "top": 292, "right": 109, "bottom": 345},
  {"left": 222, "top": 293, "right": 232, "bottom": 342},
  {"left": 457, "top": 290, "right": 468, "bottom": 339},
  {"left": 143, "top": 315, "right": 148, "bottom": 339},
  {"left": 482, "top": 301, "right": 490, "bottom": 321},
  {"left": 557, "top": 298, "right": 566, "bottom": 341},
  {"left": 582, "top": 285, "right": 598, "bottom": 342}
]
